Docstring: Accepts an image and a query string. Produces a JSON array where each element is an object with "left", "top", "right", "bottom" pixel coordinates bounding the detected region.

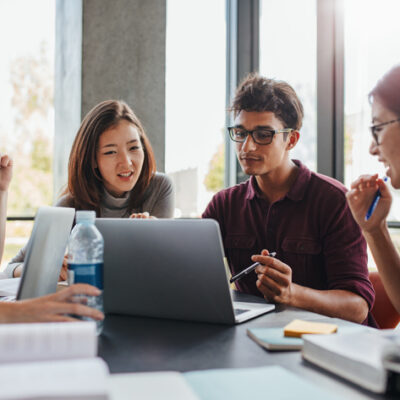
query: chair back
[{"left": 369, "top": 270, "right": 400, "bottom": 329}]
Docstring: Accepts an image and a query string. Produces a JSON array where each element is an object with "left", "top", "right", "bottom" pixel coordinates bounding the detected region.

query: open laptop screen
[{"left": 17, "top": 206, "right": 75, "bottom": 300}]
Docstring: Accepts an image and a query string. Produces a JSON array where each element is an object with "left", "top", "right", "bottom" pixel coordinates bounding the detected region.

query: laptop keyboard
[{"left": 234, "top": 308, "right": 248, "bottom": 316}]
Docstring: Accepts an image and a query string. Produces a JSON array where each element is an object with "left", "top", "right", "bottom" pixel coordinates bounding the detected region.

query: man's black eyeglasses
[
  {"left": 227, "top": 126, "right": 294, "bottom": 146},
  {"left": 370, "top": 117, "right": 400, "bottom": 145}
]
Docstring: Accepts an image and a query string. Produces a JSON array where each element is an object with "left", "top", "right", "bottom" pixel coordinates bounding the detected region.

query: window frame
[{"left": 225, "top": 0, "right": 260, "bottom": 186}]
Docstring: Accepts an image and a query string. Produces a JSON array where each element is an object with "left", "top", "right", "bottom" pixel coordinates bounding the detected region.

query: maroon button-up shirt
[{"left": 203, "top": 160, "right": 376, "bottom": 327}]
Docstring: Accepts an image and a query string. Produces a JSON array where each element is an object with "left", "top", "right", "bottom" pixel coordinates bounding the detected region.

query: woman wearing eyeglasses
[{"left": 347, "top": 64, "right": 400, "bottom": 313}]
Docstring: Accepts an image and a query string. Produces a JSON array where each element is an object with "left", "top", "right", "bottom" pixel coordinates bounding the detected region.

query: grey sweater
[{"left": 5, "top": 172, "right": 174, "bottom": 278}]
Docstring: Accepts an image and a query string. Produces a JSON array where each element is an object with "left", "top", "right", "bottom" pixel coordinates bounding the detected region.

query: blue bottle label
[{"left": 68, "top": 263, "right": 103, "bottom": 290}]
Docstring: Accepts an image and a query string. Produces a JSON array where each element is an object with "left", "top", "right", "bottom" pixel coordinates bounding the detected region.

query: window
[
  {"left": 0, "top": 0, "right": 55, "bottom": 267},
  {"left": 166, "top": 0, "right": 226, "bottom": 217},
  {"left": 344, "top": 0, "right": 400, "bottom": 222},
  {"left": 259, "top": 0, "right": 317, "bottom": 171}
]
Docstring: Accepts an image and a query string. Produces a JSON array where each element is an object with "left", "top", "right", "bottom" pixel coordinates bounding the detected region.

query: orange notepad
[{"left": 283, "top": 319, "right": 338, "bottom": 338}]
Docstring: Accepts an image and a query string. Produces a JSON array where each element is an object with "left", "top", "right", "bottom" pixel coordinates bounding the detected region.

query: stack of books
[
  {"left": 302, "top": 329, "right": 400, "bottom": 394},
  {"left": 0, "top": 321, "right": 108, "bottom": 400}
]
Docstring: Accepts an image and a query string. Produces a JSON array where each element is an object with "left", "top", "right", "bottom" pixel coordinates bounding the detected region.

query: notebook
[
  {"left": 247, "top": 324, "right": 366, "bottom": 352},
  {"left": 247, "top": 327, "right": 303, "bottom": 351},
  {"left": 96, "top": 218, "right": 275, "bottom": 324}
]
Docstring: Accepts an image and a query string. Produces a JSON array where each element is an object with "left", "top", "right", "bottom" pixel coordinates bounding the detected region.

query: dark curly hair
[
  {"left": 230, "top": 73, "right": 304, "bottom": 130},
  {"left": 369, "top": 64, "right": 400, "bottom": 116}
]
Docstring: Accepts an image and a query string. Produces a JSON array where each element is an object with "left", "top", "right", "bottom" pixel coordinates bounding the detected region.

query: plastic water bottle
[{"left": 67, "top": 210, "right": 104, "bottom": 335}]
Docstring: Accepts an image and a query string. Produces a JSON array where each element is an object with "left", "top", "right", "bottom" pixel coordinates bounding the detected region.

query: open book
[
  {"left": 302, "top": 328, "right": 400, "bottom": 394},
  {"left": 0, "top": 321, "right": 108, "bottom": 400}
]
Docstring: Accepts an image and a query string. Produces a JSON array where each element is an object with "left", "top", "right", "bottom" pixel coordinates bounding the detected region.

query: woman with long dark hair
[
  {"left": 6, "top": 100, "right": 174, "bottom": 278},
  {"left": 59, "top": 99, "right": 174, "bottom": 217}
]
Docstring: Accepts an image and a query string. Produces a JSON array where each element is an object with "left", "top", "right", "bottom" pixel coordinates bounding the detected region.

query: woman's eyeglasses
[{"left": 370, "top": 117, "right": 400, "bottom": 145}]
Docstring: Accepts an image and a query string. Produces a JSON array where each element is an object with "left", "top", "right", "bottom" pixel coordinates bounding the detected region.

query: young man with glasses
[{"left": 203, "top": 74, "right": 376, "bottom": 326}]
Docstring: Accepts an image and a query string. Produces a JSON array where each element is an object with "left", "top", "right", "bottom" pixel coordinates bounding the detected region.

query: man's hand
[
  {"left": 5, "top": 284, "right": 104, "bottom": 323},
  {"left": 129, "top": 211, "right": 156, "bottom": 219},
  {"left": 253, "top": 249, "right": 297, "bottom": 305},
  {"left": 0, "top": 154, "right": 13, "bottom": 192}
]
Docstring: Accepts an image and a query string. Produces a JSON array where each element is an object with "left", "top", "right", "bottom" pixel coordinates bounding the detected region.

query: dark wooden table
[{"left": 98, "top": 292, "right": 395, "bottom": 399}]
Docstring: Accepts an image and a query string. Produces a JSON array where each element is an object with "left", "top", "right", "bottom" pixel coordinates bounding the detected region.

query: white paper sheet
[
  {"left": 108, "top": 372, "right": 199, "bottom": 400},
  {"left": 0, "top": 278, "right": 20, "bottom": 296},
  {"left": 0, "top": 321, "right": 97, "bottom": 364},
  {"left": 0, "top": 358, "right": 108, "bottom": 399}
]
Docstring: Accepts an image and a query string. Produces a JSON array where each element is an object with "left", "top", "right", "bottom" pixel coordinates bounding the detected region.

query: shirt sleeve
[
  {"left": 54, "top": 194, "right": 74, "bottom": 207},
  {"left": 4, "top": 244, "right": 27, "bottom": 278},
  {"left": 321, "top": 186, "right": 375, "bottom": 310},
  {"left": 147, "top": 174, "right": 175, "bottom": 218},
  {"left": 202, "top": 192, "right": 226, "bottom": 238},
  {"left": 202, "top": 198, "right": 216, "bottom": 219}
]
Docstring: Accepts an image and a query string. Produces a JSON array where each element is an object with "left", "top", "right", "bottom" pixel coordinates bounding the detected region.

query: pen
[
  {"left": 230, "top": 252, "right": 276, "bottom": 283},
  {"left": 365, "top": 176, "right": 388, "bottom": 221}
]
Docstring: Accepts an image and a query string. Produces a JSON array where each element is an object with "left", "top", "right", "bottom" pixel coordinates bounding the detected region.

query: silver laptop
[
  {"left": 17, "top": 206, "right": 75, "bottom": 300},
  {"left": 96, "top": 218, "right": 275, "bottom": 324}
]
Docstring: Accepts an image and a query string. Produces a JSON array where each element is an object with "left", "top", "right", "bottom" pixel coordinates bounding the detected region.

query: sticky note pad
[{"left": 283, "top": 319, "right": 338, "bottom": 338}]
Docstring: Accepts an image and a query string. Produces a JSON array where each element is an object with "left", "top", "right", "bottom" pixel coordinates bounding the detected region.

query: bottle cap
[{"left": 75, "top": 210, "right": 96, "bottom": 223}]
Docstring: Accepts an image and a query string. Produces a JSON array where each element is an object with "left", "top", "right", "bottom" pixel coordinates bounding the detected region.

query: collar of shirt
[
  {"left": 101, "top": 187, "right": 130, "bottom": 210},
  {"left": 245, "top": 159, "right": 312, "bottom": 202}
]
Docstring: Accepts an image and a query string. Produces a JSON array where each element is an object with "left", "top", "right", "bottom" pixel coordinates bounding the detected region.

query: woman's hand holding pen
[
  {"left": 253, "top": 249, "right": 297, "bottom": 305},
  {"left": 346, "top": 174, "right": 391, "bottom": 233}
]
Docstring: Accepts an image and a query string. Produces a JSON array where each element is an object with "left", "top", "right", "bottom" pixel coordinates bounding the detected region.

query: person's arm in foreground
[
  {"left": 347, "top": 174, "right": 400, "bottom": 313},
  {"left": 0, "top": 154, "right": 13, "bottom": 263},
  {"left": 0, "top": 284, "right": 104, "bottom": 323},
  {"left": 254, "top": 250, "right": 368, "bottom": 323}
]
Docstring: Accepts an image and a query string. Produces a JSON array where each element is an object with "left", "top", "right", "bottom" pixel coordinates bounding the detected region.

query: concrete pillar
[
  {"left": 54, "top": 0, "right": 166, "bottom": 197},
  {"left": 54, "top": 0, "right": 82, "bottom": 197}
]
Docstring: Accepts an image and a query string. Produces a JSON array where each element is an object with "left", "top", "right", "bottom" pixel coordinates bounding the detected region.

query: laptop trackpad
[
  {"left": 234, "top": 308, "right": 248, "bottom": 316},
  {"left": 233, "top": 301, "right": 275, "bottom": 323}
]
